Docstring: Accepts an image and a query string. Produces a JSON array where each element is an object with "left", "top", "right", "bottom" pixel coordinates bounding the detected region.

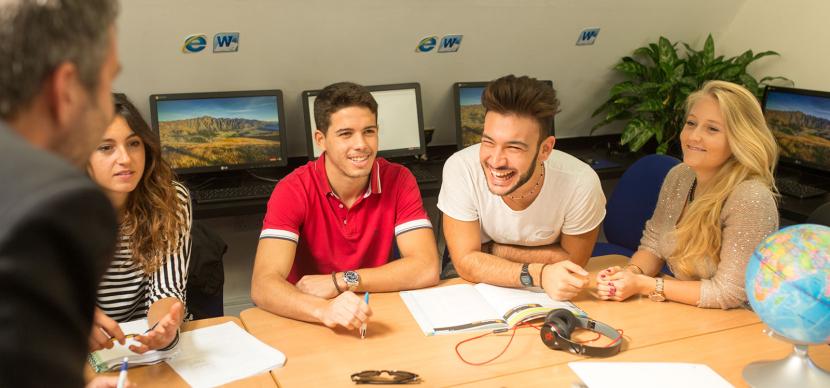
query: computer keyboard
[
  {"left": 776, "top": 178, "right": 827, "bottom": 199},
  {"left": 407, "top": 164, "right": 439, "bottom": 184},
  {"left": 192, "top": 183, "right": 276, "bottom": 203}
]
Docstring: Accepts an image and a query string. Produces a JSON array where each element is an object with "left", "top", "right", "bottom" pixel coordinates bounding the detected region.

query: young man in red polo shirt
[{"left": 251, "top": 82, "right": 439, "bottom": 332}]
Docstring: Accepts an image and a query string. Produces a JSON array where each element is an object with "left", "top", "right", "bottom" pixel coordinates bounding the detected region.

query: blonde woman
[
  {"left": 87, "top": 94, "right": 191, "bottom": 353},
  {"left": 596, "top": 81, "right": 778, "bottom": 309}
]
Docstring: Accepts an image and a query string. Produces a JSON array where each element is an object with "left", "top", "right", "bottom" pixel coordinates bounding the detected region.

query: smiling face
[
  {"left": 87, "top": 115, "right": 146, "bottom": 205},
  {"left": 315, "top": 105, "right": 378, "bottom": 182},
  {"left": 479, "top": 111, "right": 552, "bottom": 196},
  {"left": 680, "top": 95, "right": 733, "bottom": 178}
]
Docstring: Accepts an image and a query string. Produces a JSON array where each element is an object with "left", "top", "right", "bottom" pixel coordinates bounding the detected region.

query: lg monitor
[
  {"left": 302, "top": 83, "right": 425, "bottom": 159},
  {"left": 453, "top": 80, "right": 555, "bottom": 149},
  {"left": 149, "top": 90, "right": 288, "bottom": 174},
  {"left": 762, "top": 85, "right": 830, "bottom": 173}
]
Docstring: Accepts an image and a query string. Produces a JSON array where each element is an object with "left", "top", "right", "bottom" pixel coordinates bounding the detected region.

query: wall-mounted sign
[
  {"left": 416, "top": 34, "right": 463, "bottom": 53},
  {"left": 182, "top": 34, "right": 208, "bottom": 53},
  {"left": 437, "top": 34, "right": 463, "bottom": 53},
  {"left": 213, "top": 32, "right": 239, "bottom": 53},
  {"left": 416, "top": 36, "right": 437, "bottom": 53},
  {"left": 576, "top": 28, "right": 600, "bottom": 46}
]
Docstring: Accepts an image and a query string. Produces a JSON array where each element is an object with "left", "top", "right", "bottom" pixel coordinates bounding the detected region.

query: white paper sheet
[
  {"left": 166, "top": 322, "right": 286, "bottom": 387},
  {"left": 569, "top": 362, "right": 734, "bottom": 388}
]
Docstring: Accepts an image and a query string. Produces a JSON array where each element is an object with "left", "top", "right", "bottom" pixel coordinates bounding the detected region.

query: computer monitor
[
  {"left": 149, "top": 90, "right": 288, "bottom": 174},
  {"left": 762, "top": 85, "right": 830, "bottom": 173},
  {"left": 453, "top": 80, "right": 555, "bottom": 149},
  {"left": 302, "top": 83, "right": 425, "bottom": 159}
]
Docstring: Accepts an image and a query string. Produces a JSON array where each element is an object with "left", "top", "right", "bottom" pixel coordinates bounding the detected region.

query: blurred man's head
[{"left": 0, "top": 0, "right": 120, "bottom": 167}]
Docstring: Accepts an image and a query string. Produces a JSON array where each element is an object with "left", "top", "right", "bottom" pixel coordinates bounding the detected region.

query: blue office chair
[{"left": 592, "top": 154, "right": 681, "bottom": 257}]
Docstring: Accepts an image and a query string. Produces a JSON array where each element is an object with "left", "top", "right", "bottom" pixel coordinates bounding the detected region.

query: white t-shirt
[{"left": 437, "top": 144, "right": 606, "bottom": 246}]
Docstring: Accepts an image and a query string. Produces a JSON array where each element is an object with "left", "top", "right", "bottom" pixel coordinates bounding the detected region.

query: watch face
[
  {"left": 649, "top": 293, "right": 666, "bottom": 302},
  {"left": 344, "top": 271, "right": 360, "bottom": 285},
  {"left": 520, "top": 273, "right": 533, "bottom": 287}
]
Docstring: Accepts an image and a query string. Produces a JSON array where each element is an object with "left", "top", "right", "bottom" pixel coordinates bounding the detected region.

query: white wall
[
  {"left": 719, "top": 0, "right": 830, "bottom": 92},
  {"left": 115, "top": 0, "right": 744, "bottom": 157}
]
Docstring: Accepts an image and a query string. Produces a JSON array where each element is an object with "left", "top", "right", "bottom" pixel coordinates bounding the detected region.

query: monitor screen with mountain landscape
[
  {"left": 762, "top": 86, "right": 830, "bottom": 173},
  {"left": 150, "top": 90, "right": 287, "bottom": 173}
]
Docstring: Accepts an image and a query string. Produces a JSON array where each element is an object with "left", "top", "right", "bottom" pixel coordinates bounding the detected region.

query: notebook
[
  {"left": 87, "top": 319, "right": 178, "bottom": 373},
  {"left": 401, "top": 283, "right": 586, "bottom": 335},
  {"left": 166, "top": 321, "right": 286, "bottom": 387}
]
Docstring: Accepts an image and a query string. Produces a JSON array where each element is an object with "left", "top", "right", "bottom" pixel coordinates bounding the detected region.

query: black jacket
[{"left": 0, "top": 123, "right": 117, "bottom": 387}]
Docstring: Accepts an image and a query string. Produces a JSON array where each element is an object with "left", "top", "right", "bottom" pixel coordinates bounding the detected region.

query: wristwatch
[
  {"left": 649, "top": 277, "right": 666, "bottom": 302},
  {"left": 519, "top": 263, "right": 534, "bottom": 287},
  {"left": 343, "top": 270, "right": 361, "bottom": 292}
]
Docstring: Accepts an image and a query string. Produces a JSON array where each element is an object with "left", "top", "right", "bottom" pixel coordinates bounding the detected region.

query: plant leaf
[
  {"left": 752, "top": 50, "right": 780, "bottom": 61},
  {"left": 635, "top": 99, "right": 663, "bottom": 112},
  {"left": 614, "top": 58, "right": 647, "bottom": 76},
  {"left": 672, "top": 63, "right": 686, "bottom": 81},
  {"left": 657, "top": 37, "right": 678, "bottom": 67},
  {"left": 703, "top": 34, "right": 715, "bottom": 64}
]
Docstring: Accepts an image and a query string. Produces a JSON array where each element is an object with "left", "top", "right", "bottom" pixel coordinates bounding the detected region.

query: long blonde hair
[{"left": 671, "top": 81, "right": 778, "bottom": 278}]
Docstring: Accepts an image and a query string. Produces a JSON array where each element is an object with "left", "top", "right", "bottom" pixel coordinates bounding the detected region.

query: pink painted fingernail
[
  {"left": 607, "top": 281, "right": 613, "bottom": 286},
  {"left": 600, "top": 274, "right": 606, "bottom": 278}
]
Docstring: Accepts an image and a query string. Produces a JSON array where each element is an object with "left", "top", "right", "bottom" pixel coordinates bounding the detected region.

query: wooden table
[
  {"left": 88, "top": 316, "right": 278, "bottom": 387},
  {"left": 453, "top": 323, "right": 830, "bottom": 387},
  {"left": 241, "top": 255, "right": 783, "bottom": 387}
]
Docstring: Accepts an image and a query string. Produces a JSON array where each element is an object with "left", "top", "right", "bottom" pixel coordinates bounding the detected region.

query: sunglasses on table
[{"left": 350, "top": 370, "right": 421, "bottom": 384}]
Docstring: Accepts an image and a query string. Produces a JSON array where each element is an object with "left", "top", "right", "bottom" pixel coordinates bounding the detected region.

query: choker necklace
[
  {"left": 688, "top": 178, "right": 697, "bottom": 203},
  {"left": 508, "top": 164, "right": 545, "bottom": 201}
]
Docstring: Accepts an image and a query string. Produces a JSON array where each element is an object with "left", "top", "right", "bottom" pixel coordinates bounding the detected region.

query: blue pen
[
  {"left": 116, "top": 357, "right": 128, "bottom": 388},
  {"left": 360, "top": 292, "right": 370, "bottom": 339}
]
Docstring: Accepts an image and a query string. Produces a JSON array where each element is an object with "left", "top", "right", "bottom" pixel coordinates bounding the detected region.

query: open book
[
  {"left": 401, "top": 283, "right": 586, "bottom": 335},
  {"left": 88, "top": 319, "right": 178, "bottom": 373}
]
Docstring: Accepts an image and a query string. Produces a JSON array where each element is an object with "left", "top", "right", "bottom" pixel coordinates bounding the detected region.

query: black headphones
[{"left": 539, "top": 309, "right": 623, "bottom": 357}]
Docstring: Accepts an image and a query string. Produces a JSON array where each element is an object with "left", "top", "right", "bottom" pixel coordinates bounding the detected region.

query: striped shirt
[{"left": 96, "top": 181, "right": 192, "bottom": 322}]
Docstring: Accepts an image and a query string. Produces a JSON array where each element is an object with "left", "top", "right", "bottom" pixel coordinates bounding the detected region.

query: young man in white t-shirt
[{"left": 438, "top": 75, "right": 606, "bottom": 301}]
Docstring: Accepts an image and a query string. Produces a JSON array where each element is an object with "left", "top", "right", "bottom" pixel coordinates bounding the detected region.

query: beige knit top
[{"left": 638, "top": 164, "right": 778, "bottom": 309}]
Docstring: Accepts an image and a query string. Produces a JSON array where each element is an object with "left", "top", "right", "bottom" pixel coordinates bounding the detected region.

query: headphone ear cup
[{"left": 544, "top": 309, "right": 578, "bottom": 339}]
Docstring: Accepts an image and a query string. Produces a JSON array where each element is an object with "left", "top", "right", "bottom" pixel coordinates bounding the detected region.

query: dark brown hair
[
  {"left": 113, "top": 93, "right": 183, "bottom": 274},
  {"left": 481, "top": 75, "right": 559, "bottom": 142},
  {"left": 313, "top": 82, "right": 378, "bottom": 133}
]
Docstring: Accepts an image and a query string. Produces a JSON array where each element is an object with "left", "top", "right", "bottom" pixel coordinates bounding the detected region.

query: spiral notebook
[{"left": 87, "top": 319, "right": 179, "bottom": 373}]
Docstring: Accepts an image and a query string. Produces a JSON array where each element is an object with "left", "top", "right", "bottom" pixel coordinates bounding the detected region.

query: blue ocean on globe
[{"left": 745, "top": 224, "right": 830, "bottom": 344}]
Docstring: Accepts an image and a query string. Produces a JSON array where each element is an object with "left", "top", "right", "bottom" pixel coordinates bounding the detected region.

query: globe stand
[{"left": 743, "top": 344, "right": 830, "bottom": 387}]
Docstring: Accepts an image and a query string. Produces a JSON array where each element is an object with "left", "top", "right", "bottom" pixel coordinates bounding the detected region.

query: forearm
[
  {"left": 454, "top": 251, "right": 527, "bottom": 287},
  {"left": 628, "top": 249, "right": 665, "bottom": 276},
  {"left": 489, "top": 242, "right": 571, "bottom": 264},
  {"left": 348, "top": 254, "right": 439, "bottom": 292},
  {"left": 148, "top": 297, "right": 183, "bottom": 329},
  {"left": 251, "top": 274, "right": 329, "bottom": 323}
]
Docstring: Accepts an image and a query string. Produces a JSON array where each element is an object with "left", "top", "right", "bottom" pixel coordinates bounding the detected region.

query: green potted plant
[{"left": 591, "top": 34, "right": 790, "bottom": 153}]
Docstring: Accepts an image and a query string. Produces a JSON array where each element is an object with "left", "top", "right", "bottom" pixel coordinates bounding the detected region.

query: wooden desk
[
  {"left": 89, "top": 316, "right": 277, "bottom": 387},
  {"left": 454, "top": 323, "right": 830, "bottom": 387},
  {"left": 240, "top": 255, "right": 764, "bottom": 387}
]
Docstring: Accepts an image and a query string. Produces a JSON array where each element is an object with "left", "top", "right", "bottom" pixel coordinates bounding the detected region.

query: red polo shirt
[{"left": 260, "top": 153, "right": 432, "bottom": 283}]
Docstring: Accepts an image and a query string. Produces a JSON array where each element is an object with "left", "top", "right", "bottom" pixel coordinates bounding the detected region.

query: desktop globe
[{"left": 743, "top": 224, "right": 830, "bottom": 387}]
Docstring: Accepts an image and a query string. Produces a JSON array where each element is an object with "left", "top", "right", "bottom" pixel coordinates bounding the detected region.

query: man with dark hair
[
  {"left": 0, "top": 0, "right": 121, "bottom": 386},
  {"left": 438, "top": 75, "right": 606, "bottom": 301},
  {"left": 252, "top": 82, "right": 439, "bottom": 331}
]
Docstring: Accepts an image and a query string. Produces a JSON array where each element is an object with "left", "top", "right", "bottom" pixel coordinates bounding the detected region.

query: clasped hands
[
  {"left": 297, "top": 273, "right": 372, "bottom": 332},
  {"left": 595, "top": 265, "right": 653, "bottom": 301}
]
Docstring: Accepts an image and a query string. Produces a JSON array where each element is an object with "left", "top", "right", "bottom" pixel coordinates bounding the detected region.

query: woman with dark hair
[{"left": 87, "top": 93, "right": 191, "bottom": 353}]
